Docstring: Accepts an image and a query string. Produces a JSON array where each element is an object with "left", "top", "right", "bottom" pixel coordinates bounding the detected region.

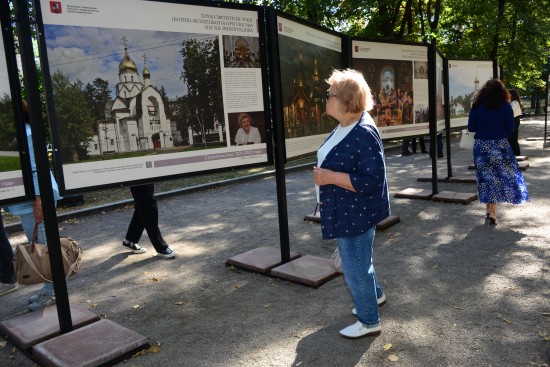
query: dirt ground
[{"left": 0, "top": 117, "right": 549, "bottom": 367}]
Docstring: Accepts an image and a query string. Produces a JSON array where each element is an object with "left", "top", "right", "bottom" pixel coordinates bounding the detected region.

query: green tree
[
  {"left": 50, "top": 71, "right": 95, "bottom": 162},
  {"left": 179, "top": 37, "right": 223, "bottom": 146},
  {"left": 243, "top": 0, "right": 550, "bottom": 96},
  {"left": 81, "top": 78, "right": 111, "bottom": 132},
  {"left": 0, "top": 94, "right": 17, "bottom": 150}
]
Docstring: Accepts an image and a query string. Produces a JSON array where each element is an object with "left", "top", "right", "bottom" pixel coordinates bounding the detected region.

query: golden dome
[
  {"left": 143, "top": 64, "right": 150, "bottom": 78},
  {"left": 119, "top": 49, "right": 137, "bottom": 72}
]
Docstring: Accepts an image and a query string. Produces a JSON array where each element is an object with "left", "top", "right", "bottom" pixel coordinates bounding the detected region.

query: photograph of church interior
[{"left": 222, "top": 36, "right": 261, "bottom": 68}]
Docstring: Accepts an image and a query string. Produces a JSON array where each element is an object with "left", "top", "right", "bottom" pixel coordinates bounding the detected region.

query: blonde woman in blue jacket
[{"left": 314, "top": 69, "right": 390, "bottom": 338}]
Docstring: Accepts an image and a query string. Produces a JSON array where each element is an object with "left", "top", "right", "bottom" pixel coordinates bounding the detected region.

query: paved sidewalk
[{"left": 0, "top": 117, "right": 548, "bottom": 367}]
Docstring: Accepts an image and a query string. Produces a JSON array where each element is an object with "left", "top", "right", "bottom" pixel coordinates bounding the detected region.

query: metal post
[{"left": 14, "top": 0, "right": 73, "bottom": 333}]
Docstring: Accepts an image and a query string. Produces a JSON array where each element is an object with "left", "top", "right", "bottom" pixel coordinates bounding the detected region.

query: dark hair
[
  {"left": 472, "top": 79, "right": 510, "bottom": 109},
  {"left": 509, "top": 89, "right": 524, "bottom": 110}
]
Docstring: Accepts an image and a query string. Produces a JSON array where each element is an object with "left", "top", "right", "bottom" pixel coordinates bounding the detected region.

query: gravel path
[{"left": 0, "top": 117, "right": 548, "bottom": 367}]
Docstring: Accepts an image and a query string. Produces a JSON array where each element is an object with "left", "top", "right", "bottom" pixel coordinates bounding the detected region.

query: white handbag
[{"left": 459, "top": 129, "right": 474, "bottom": 149}]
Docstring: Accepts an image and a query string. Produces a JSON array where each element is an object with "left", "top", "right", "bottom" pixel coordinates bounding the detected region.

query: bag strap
[
  {"left": 64, "top": 247, "right": 82, "bottom": 278},
  {"left": 17, "top": 244, "right": 52, "bottom": 282},
  {"left": 31, "top": 223, "right": 39, "bottom": 252}
]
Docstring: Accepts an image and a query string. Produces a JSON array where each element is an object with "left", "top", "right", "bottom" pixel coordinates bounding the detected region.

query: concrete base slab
[
  {"left": 432, "top": 191, "right": 478, "bottom": 204},
  {"left": 226, "top": 246, "right": 301, "bottom": 274},
  {"left": 526, "top": 137, "right": 544, "bottom": 141},
  {"left": 394, "top": 188, "right": 433, "bottom": 200},
  {"left": 0, "top": 304, "right": 100, "bottom": 350},
  {"left": 516, "top": 156, "right": 528, "bottom": 161},
  {"left": 303, "top": 212, "right": 320, "bottom": 222},
  {"left": 417, "top": 177, "right": 449, "bottom": 183},
  {"left": 469, "top": 162, "right": 529, "bottom": 170},
  {"left": 376, "top": 215, "right": 400, "bottom": 230},
  {"left": 448, "top": 175, "right": 477, "bottom": 184},
  {"left": 270, "top": 255, "right": 339, "bottom": 288},
  {"left": 32, "top": 319, "right": 148, "bottom": 367}
]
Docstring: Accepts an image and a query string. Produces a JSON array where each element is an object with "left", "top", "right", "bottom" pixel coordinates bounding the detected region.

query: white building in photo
[{"left": 88, "top": 39, "right": 174, "bottom": 156}]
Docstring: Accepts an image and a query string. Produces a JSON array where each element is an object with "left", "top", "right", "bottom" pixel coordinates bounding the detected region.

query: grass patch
[{"left": 0, "top": 156, "right": 22, "bottom": 172}]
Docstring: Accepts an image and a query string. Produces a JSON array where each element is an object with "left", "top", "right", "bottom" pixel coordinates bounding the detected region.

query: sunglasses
[{"left": 326, "top": 90, "right": 337, "bottom": 99}]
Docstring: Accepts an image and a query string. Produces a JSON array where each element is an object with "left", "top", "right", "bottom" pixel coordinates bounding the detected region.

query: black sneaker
[
  {"left": 123, "top": 241, "right": 147, "bottom": 254},
  {"left": 157, "top": 247, "right": 176, "bottom": 259}
]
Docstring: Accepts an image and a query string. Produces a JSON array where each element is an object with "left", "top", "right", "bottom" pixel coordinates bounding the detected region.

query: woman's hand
[
  {"left": 32, "top": 197, "right": 43, "bottom": 224},
  {"left": 313, "top": 166, "right": 331, "bottom": 186},
  {"left": 313, "top": 166, "right": 356, "bottom": 192}
]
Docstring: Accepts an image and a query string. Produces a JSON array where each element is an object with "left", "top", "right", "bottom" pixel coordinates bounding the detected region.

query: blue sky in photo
[{"left": 43, "top": 25, "right": 217, "bottom": 99}]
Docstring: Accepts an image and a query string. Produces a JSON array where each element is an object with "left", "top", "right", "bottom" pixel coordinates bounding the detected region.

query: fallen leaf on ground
[
  {"left": 0, "top": 340, "right": 6, "bottom": 348},
  {"left": 454, "top": 306, "right": 464, "bottom": 310},
  {"left": 148, "top": 345, "right": 161, "bottom": 353},
  {"left": 384, "top": 343, "right": 392, "bottom": 351},
  {"left": 497, "top": 315, "right": 512, "bottom": 323},
  {"left": 133, "top": 305, "right": 141, "bottom": 309},
  {"left": 174, "top": 301, "right": 185, "bottom": 305},
  {"left": 264, "top": 304, "right": 271, "bottom": 308},
  {"left": 388, "top": 354, "right": 399, "bottom": 362}
]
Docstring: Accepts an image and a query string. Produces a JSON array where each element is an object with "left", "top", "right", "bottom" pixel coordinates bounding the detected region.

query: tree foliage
[
  {"left": 0, "top": 94, "right": 17, "bottom": 150},
  {"left": 233, "top": 0, "right": 550, "bottom": 93},
  {"left": 179, "top": 38, "right": 223, "bottom": 142},
  {"left": 50, "top": 71, "right": 95, "bottom": 162},
  {"left": 81, "top": 77, "right": 111, "bottom": 133}
]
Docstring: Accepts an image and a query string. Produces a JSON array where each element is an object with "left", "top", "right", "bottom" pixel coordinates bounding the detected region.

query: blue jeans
[
  {"left": 20, "top": 211, "right": 54, "bottom": 296},
  {"left": 337, "top": 227, "right": 382, "bottom": 326}
]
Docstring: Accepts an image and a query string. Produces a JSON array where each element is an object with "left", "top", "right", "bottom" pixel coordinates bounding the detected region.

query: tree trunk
[{"left": 489, "top": 0, "right": 506, "bottom": 60}]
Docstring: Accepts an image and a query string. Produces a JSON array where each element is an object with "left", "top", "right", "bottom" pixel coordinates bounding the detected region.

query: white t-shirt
[
  {"left": 315, "top": 122, "right": 358, "bottom": 203},
  {"left": 510, "top": 100, "right": 522, "bottom": 118}
]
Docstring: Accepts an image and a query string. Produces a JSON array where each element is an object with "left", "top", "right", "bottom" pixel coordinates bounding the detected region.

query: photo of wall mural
[
  {"left": 353, "top": 58, "right": 415, "bottom": 127},
  {"left": 278, "top": 34, "right": 341, "bottom": 139}
]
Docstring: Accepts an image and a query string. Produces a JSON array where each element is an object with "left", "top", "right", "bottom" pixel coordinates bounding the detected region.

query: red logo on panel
[
  {"left": 50, "top": 1, "right": 62, "bottom": 14},
  {"left": 278, "top": 23, "right": 282, "bottom": 32},
  {"left": 355, "top": 45, "right": 359, "bottom": 52}
]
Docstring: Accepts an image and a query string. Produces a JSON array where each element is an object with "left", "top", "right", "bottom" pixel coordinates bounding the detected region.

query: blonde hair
[
  {"left": 238, "top": 112, "right": 253, "bottom": 127},
  {"left": 326, "top": 69, "right": 374, "bottom": 113}
]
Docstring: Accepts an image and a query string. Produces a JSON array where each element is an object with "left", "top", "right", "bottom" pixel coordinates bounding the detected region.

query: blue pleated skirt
[{"left": 473, "top": 138, "right": 529, "bottom": 204}]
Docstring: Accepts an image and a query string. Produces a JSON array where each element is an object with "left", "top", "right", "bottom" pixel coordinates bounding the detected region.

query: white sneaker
[
  {"left": 339, "top": 321, "right": 381, "bottom": 338},
  {"left": 123, "top": 240, "right": 147, "bottom": 254},
  {"left": 156, "top": 247, "right": 176, "bottom": 259},
  {"left": 352, "top": 293, "right": 386, "bottom": 315}
]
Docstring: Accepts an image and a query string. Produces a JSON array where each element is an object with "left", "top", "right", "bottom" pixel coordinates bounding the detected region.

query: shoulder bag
[{"left": 13, "top": 224, "right": 82, "bottom": 285}]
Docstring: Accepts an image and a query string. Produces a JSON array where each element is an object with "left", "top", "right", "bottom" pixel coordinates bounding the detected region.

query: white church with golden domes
[{"left": 88, "top": 37, "right": 174, "bottom": 155}]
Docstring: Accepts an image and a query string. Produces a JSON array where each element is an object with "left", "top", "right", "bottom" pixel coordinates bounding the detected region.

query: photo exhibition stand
[
  {"left": 0, "top": 2, "right": 149, "bottom": 365},
  {"left": 226, "top": 8, "right": 341, "bottom": 288},
  {"left": 395, "top": 43, "right": 477, "bottom": 205},
  {"left": 526, "top": 74, "right": 549, "bottom": 146}
]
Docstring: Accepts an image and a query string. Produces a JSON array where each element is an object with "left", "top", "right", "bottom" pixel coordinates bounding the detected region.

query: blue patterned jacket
[{"left": 319, "top": 113, "right": 390, "bottom": 239}]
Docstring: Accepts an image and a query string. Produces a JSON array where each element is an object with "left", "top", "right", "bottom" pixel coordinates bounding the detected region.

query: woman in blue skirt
[{"left": 468, "top": 79, "right": 529, "bottom": 225}]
